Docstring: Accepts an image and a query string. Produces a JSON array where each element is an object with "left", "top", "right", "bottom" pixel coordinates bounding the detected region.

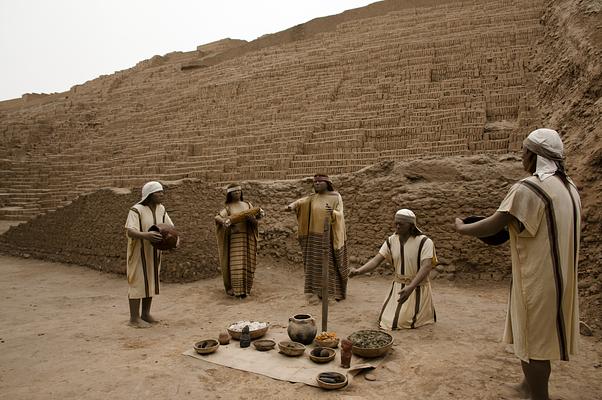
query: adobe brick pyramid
[{"left": 0, "top": 0, "right": 550, "bottom": 220}]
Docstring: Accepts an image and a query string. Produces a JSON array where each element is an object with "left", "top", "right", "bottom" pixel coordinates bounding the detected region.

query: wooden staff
[{"left": 322, "top": 208, "right": 331, "bottom": 332}]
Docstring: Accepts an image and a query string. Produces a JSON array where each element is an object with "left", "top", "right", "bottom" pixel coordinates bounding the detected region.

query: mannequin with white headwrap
[
  {"left": 350, "top": 209, "right": 438, "bottom": 330},
  {"left": 454, "top": 129, "right": 581, "bottom": 400},
  {"left": 125, "top": 181, "right": 175, "bottom": 328}
]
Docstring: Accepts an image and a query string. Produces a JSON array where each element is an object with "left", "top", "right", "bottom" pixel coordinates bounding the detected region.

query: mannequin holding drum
[{"left": 125, "top": 181, "right": 179, "bottom": 328}]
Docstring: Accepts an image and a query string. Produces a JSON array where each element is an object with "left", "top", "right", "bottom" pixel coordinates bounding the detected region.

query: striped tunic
[
  {"left": 216, "top": 202, "right": 258, "bottom": 296},
  {"left": 125, "top": 204, "right": 173, "bottom": 299},
  {"left": 292, "top": 192, "right": 349, "bottom": 300},
  {"left": 378, "top": 234, "right": 437, "bottom": 330},
  {"left": 498, "top": 175, "right": 581, "bottom": 362}
]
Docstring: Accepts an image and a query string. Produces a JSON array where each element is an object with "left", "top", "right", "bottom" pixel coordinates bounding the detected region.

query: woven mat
[{"left": 182, "top": 328, "right": 389, "bottom": 388}]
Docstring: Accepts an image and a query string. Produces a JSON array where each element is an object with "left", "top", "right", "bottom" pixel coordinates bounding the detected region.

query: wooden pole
[{"left": 322, "top": 213, "right": 330, "bottom": 332}]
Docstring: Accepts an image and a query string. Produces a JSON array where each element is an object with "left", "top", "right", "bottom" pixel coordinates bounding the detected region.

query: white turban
[
  {"left": 139, "top": 181, "right": 163, "bottom": 203},
  {"left": 523, "top": 128, "right": 564, "bottom": 181},
  {"left": 226, "top": 185, "right": 242, "bottom": 194},
  {"left": 395, "top": 209, "right": 423, "bottom": 233}
]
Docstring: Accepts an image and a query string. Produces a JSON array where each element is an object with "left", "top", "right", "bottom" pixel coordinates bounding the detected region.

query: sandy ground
[{"left": 0, "top": 255, "right": 600, "bottom": 400}]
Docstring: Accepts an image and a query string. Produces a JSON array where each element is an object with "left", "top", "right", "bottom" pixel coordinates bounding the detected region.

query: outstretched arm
[
  {"left": 349, "top": 254, "right": 385, "bottom": 277},
  {"left": 285, "top": 198, "right": 302, "bottom": 212},
  {"left": 454, "top": 211, "right": 515, "bottom": 238}
]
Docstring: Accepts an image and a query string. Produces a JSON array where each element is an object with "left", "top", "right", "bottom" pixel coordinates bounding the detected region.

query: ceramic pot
[
  {"left": 287, "top": 314, "right": 317, "bottom": 345},
  {"left": 218, "top": 331, "right": 230, "bottom": 345}
]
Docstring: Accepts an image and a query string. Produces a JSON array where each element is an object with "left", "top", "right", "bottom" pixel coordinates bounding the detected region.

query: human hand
[
  {"left": 454, "top": 218, "right": 465, "bottom": 233},
  {"left": 146, "top": 231, "right": 163, "bottom": 243},
  {"left": 397, "top": 286, "right": 414, "bottom": 304},
  {"left": 284, "top": 204, "right": 293, "bottom": 212},
  {"left": 223, "top": 218, "right": 232, "bottom": 228},
  {"left": 348, "top": 268, "right": 360, "bottom": 278},
  {"left": 258, "top": 208, "right": 265, "bottom": 219}
]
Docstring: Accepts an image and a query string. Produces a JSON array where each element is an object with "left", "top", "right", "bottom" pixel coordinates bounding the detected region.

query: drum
[{"left": 148, "top": 223, "right": 179, "bottom": 250}]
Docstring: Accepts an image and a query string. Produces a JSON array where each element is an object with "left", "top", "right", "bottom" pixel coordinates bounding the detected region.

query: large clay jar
[{"left": 287, "top": 314, "right": 317, "bottom": 345}]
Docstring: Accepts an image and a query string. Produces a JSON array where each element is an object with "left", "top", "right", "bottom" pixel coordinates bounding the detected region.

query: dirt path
[{"left": 0, "top": 255, "right": 600, "bottom": 400}]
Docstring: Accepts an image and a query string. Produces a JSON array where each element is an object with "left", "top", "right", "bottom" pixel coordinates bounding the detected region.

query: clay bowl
[
  {"left": 309, "top": 347, "right": 336, "bottom": 363},
  {"left": 314, "top": 337, "right": 340, "bottom": 348},
  {"left": 194, "top": 339, "right": 219, "bottom": 355},
  {"left": 227, "top": 323, "right": 269, "bottom": 340},
  {"left": 316, "top": 372, "right": 348, "bottom": 390},
  {"left": 348, "top": 330, "right": 393, "bottom": 358},
  {"left": 277, "top": 340, "right": 306, "bottom": 357},
  {"left": 253, "top": 339, "right": 276, "bottom": 351}
]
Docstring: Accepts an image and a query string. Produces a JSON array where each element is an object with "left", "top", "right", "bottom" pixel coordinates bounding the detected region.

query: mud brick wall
[{"left": 0, "top": 156, "right": 526, "bottom": 283}]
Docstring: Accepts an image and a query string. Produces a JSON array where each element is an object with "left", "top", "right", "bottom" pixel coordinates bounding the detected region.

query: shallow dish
[
  {"left": 194, "top": 339, "right": 219, "bottom": 355},
  {"left": 309, "top": 347, "right": 336, "bottom": 363},
  {"left": 252, "top": 339, "right": 276, "bottom": 351},
  {"left": 278, "top": 340, "right": 306, "bottom": 357},
  {"left": 348, "top": 330, "right": 393, "bottom": 358},
  {"left": 316, "top": 372, "right": 347, "bottom": 390}
]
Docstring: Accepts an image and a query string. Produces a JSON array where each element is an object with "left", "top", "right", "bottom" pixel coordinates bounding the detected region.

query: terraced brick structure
[{"left": 1, "top": 0, "right": 545, "bottom": 220}]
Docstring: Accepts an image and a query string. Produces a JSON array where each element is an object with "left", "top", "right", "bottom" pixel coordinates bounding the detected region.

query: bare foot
[
  {"left": 128, "top": 318, "right": 151, "bottom": 328},
  {"left": 501, "top": 380, "right": 529, "bottom": 399},
  {"left": 141, "top": 315, "right": 159, "bottom": 324},
  {"left": 308, "top": 296, "right": 321, "bottom": 306}
]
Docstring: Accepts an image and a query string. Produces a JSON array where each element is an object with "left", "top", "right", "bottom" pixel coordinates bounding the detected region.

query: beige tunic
[
  {"left": 498, "top": 175, "right": 581, "bottom": 362},
  {"left": 125, "top": 204, "right": 173, "bottom": 299},
  {"left": 378, "top": 234, "right": 437, "bottom": 330}
]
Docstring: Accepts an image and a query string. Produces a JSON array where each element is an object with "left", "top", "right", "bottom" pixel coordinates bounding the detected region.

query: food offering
[
  {"left": 227, "top": 320, "right": 269, "bottom": 340},
  {"left": 193, "top": 339, "right": 219, "bottom": 355},
  {"left": 277, "top": 340, "right": 306, "bottom": 357},
  {"left": 347, "top": 329, "right": 393, "bottom": 358},
  {"left": 316, "top": 372, "right": 348, "bottom": 390},
  {"left": 309, "top": 347, "right": 336, "bottom": 363},
  {"left": 314, "top": 331, "right": 340, "bottom": 348}
]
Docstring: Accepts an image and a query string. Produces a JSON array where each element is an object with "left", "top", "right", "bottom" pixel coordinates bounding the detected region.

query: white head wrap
[
  {"left": 523, "top": 128, "right": 564, "bottom": 181},
  {"left": 395, "top": 209, "right": 423, "bottom": 233},
  {"left": 139, "top": 181, "right": 163, "bottom": 203},
  {"left": 226, "top": 185, "right": 242, "bottom": 194}
]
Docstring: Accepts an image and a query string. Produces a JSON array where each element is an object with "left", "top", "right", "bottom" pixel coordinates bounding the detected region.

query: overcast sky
[{"left": 0, "top": 0, "right": 376, "bottom": 101}]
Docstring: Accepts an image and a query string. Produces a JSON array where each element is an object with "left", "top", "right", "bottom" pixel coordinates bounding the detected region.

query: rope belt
[{"left": 393, "top": 273, "right": 428, "bottom": 286}]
